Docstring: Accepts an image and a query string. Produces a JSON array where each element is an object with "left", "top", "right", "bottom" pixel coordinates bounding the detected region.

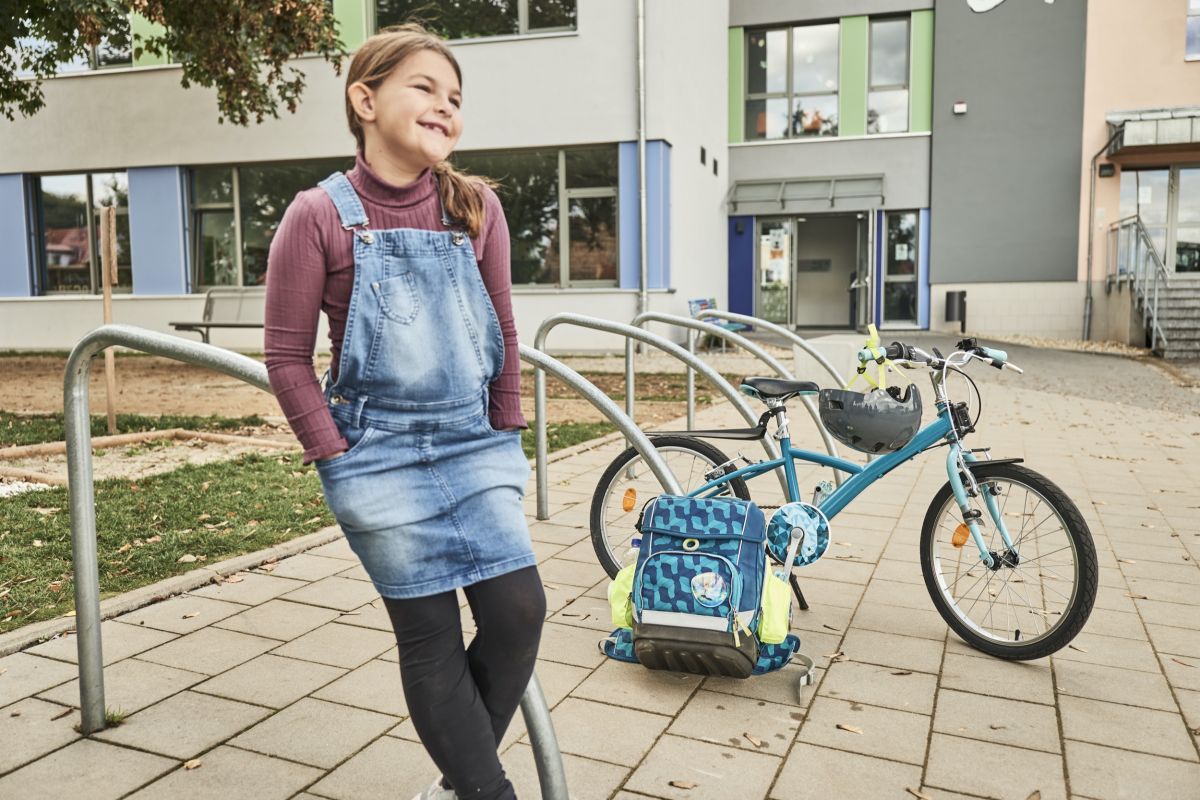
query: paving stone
[
  {"left": 95, "top": 690, "right": 270, "bottom": 759},
  {"left": 704, "top": 661, "right": 817, "bottom": 709},
  {"left": 541, "top": 581, "right": 589, "bottom": 617},
  {"left": 27, "top": 620, "right": 176, "bottom": 665},
  {"left": 0, "top": 697, "right": 81, "bottom": 774},
  {"left": 771, "top": 741, "right": 924, "bottom": 799},
  {"left": 1134, "top": 597, "right": 1200, "bottom": 628},
  {"left": 313, "top": 658, "right": 406, "bottom": 716},
  {"left": 536, "top": 621, "right": 608, "bottom": 668},
  {"left": 797, "top": 695, "right": 929, "bottom": 765},
  {"left": 1051, "top": 658, "right": 1178, "bottom": 711},
  {"left": 527, "top": 521, "right": 589, "bottom": 547},
  {"left": 281, "top": 575, "right": 380, "bottom": 611},
  {"left": 0, "top": 738, "right": 174, "bottom": 800},
  {"left": 1120, "top": 559, "right": 1200, "bottom": 584},
  {"left": 336, "top": 563, "right": 372, "bottom": 582},
  {"left": 785, "top": 575, "right": 866, "bottom": 610},
  {"left": 117, "top": 595, "right": 247, "bottom": 635},
  {"left": 570, "top": 658, "right": 701, "bottom": 715},
  {"left": 230, "top": 697, "right": 396, "bottom": 769},
  {"left": 626, "top": 734, "right": 780, "bottom": 800},
  {"left": 528, "top": 697, "right": 668, "bottom": 766},
  {"left": 137, "top": 626, "right": 278, "bottom": 675},
  {"left": 530, "top": 539, "right": 568, "bottom": 563},
  {"left": 1146, "top": 622, "right": 1200, "bottom": 659},
  {"left": 1066, "top": 739, "right": 1200, "bottom": 800},
  {"left": 38, "top": 656, "right": 205, "bottom": 715},
  {"left": 1051, "top": 630, "right": 1163, "bottom": 674},
  {"left": 190, "top": 572, "right": 308, "bottom": 605},
  {"left": 505, "top": 742, "right": 629, "bottom": 800},
  {"left": 924, "top": 732, "right": 1066, "bottom": 800},
  {"left": 1082, "top": 607, "right": 1150, "bottom": 641},
  {"left": 125, "top": 744, "right": 323, "bottom": 800},
  {"left": 309, "top": 735, "right": 435, "bottom": 799},
  {"left": 1178, "top": 688, "right": 1200, "bottom": 733},
  {"left": 537, "top": 557, "right": 610, "bottom": 589},
  {"left": 194, "top": 654, "right": 345, "bottom": 709},
  {"left": 531, "top": 658, "right": 591, "bottom": 708},
  {"left": 670, "top": 689, "right": 802, "bottom": 755},
  {"left": 1126, "top": 577, "right": 1200, "bottom": 606},
  {"left": 1162, "top": 653, "right": 1200, "bottom": 692},
  {"left": 550, "top": 538, "right": 599, "bottom": 563},
  {"left": 0, "top": 652, "right": 80, "bottom": 707},
  {"left": 272, "top": 622, "right": 395, "bottom": 669},
  {"left": 817, "top": 660, "right": 937, "bottom": 715},
  {"left": 851, "top": 601, "right": 949, "bottom": 641},
  {"left": 333, "top": 600, "right": 394, "bottom": 632},
  {"left": 799, "top": 553, "right": 878, "bottom": 585},
  {"left": 266, "top": 553, "right": 355, "bottom": 582},
  {"left": 305, "top": 537, "right": 357, "bottom": 560},
  {"left": 870, "top": 558, "right": 927, "bottom": 586},
  {"left": 939, "top": 651, "right": 1054, "bottom": 705},
  {"left": 836, "top": 627, "right": 944, "bottom": 674},
  {"left": 214, "top": 598, "right": 341, "bottom": 641},
  {"left": 933, "top": 687, "right": 1061, "bottom": 753},
  {"left": 1058, "top": 695, "right": 1197, "bottom": 761},
  {"left": 790, "top": 602, "right": 855, "bottom": 635},
  {"left": 861, "top": 578, "right": 938, "bottom": 611}
]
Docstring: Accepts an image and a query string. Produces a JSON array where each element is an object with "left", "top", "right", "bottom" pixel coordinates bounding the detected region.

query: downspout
[
  {"left": 1083, "top": 123, "right": 1125, "bottom": 340},
  {"left": 636, "top": 0, "right": 649, "bottom": 328}
]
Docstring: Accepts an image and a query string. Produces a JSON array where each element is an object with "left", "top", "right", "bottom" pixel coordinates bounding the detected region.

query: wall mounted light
[{"left": 952, "top": 101, "right": 968, "bottom": 115}]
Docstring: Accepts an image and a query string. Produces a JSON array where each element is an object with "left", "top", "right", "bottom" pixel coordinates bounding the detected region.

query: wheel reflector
[
  {"left": 622, "top": 488, "right": 637, "bottom": 513},
  {"left": 952, "top": 523, "right": 970, "bottom": 548}
]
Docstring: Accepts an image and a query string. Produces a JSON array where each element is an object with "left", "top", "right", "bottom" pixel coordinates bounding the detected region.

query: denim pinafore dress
[{"left": 312, "top": 172, "right": 535, "bottom": 599}]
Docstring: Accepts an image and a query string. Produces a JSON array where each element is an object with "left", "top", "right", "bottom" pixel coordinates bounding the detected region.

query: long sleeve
[
  {"left": 264, "top": 191, "right": 349, "bottom": 464},
  {"left": 475, "top": 188, "right": 527, "bottom": 430}
]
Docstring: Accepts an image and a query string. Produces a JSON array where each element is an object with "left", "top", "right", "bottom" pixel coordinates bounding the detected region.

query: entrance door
[
  {"left": 852, "top": 212, "right": 875, "bottom": 331},
  {"left": 881, "top": 211, "right": 920, "bottom": 326},
  {"left": 1176, "top": 167, "right": 1200, "bottom": 273},
  {"left": 792, "top": 215, "right": 860, "bottom": 327},
  {"left": 756, "top": 218, "right": 793, "bottom": 324}
]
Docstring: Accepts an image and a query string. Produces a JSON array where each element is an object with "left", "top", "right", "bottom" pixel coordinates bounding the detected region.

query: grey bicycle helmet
[{"left": 818, "top": 385, "right": 923, "bottom": 454}]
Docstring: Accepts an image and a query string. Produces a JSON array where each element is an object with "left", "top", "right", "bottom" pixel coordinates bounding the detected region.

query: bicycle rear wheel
[
  {"left": 920, "top": 462, "right": 1097, "bottom": 660},
  {"left": 589, "top": 435, "right": 750, "bottom": 578}
]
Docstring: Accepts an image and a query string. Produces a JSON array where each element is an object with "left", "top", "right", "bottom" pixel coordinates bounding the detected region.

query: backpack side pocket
[
  {"left": 608, "top": 563, "right": 636, "bottom": 628},
  {"left": 758, "top": 569, "right": 792, "bottom": 645}
]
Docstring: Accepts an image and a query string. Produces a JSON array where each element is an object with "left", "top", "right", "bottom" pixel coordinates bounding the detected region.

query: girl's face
[{"left": 356, "top": 49, "right": 463, "bottom": 171}]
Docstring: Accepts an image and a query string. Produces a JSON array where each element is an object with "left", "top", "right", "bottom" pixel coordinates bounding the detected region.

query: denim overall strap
[{"left": 319, "top": 172, "right": 372, "bottom": 242}]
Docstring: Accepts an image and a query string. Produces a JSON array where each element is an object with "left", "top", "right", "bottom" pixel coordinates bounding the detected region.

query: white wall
[{"left": 927, "top": 281, "right": 1089, "bottom": 341}]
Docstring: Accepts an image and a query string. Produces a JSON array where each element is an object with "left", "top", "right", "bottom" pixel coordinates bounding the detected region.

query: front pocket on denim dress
[
  {"left": 314, "top": 422, "right": 377, "bottom": 472},
  {"left": 372, "top": 273, "right": 419, "bottom": 324}
]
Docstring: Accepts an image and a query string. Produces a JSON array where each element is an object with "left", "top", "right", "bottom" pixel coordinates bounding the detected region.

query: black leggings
[{"left": 381, "top": 566, "right": 546, "bottom": 800}]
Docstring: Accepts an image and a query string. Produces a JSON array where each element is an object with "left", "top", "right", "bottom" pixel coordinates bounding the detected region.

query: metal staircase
[
  {"left": 1105, "top": 216, "right": 1186, "bottom": 357},
  {"left": 1155, "top": 275, "right": 1200, "bottom": 360}
]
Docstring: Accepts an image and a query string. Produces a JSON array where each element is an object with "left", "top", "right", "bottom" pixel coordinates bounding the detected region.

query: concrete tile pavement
[{"left": 0, "top": 372, "right": 1198, "bottom": 798}]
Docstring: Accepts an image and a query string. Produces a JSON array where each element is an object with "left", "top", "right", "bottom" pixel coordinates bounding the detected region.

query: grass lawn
[{"left": 1, "top": 412, "right": 266, "bottom": 448}]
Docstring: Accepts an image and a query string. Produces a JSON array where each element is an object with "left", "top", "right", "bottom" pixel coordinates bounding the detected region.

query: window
[
  {"left": 745, "top": 23, "right": 839, "bottom": 141},
  {"left": 189, "top": 158, "right": 353, "bottom": 288},
  {"left": 373, "top": 0, "right": 576, "bottom": 39},
  {"left": 14, "top": 18, "right": 132, "bottom": 76},
  {"left": 454, "top": 145, "right": 618, "bottom": 287},
  {"left": 868, "top": 17, "right": 909, "bottom": 134},
  {"left": 883, "top": 211, "right": 918, "bottom": 325},
  {"left": 1189, "top": 0, "right": 1200, "bottom": 60},
  {"left": 36, "top": 172, "right": 131, "bottom": 294}
]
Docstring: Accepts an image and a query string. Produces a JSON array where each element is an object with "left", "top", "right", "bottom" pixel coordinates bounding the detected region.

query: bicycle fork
[{"left": 945, "top": 445, "right": 1018, "bottom": 570}]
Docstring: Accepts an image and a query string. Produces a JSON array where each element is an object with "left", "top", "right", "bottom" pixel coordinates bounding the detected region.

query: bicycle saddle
[{"left": 740, "top": 377, "right": 820, "bottom": 400}]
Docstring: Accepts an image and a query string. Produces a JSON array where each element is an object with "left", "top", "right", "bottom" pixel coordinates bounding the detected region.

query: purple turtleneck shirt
[{"left": 264, "top": 153, "right": 526, "bottom": 464}]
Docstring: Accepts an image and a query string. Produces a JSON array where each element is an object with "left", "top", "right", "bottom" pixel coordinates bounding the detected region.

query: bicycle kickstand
[{"left": 789, "top": 573, "right": 810, "bottom": 611}]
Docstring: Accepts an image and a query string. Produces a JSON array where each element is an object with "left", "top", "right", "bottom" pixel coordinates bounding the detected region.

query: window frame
[
  {"left": 370, "top": 0, "right": 577, "bottom": 40},
  {"left": 1188, "top": 0, "right": 1200, "bottom": 61},
  {"left": 867, "top": 15, "right": 911, "bottom": 136},
  {"left": 881, "top": 208, "right": 920, "bottom": 326},
  {"left": 34, "top": 171, "right": 132, "bottom": 295},
  {"left": 743, "top": 22, "right": 840, "bottom": 142},
  {"left": 556, "top": 149, "right": 620, "bottom": 288},
  {"left": 190, "top": 165, "right": 242, "bottom": 290}
]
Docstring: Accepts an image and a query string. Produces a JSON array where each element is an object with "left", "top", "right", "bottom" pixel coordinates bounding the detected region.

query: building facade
[{"left": 1, "top": 0, "right": 1197, "bottom": 352}]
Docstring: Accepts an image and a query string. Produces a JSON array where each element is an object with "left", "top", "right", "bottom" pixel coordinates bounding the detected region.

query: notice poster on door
[{"left": 760, "top": 229, "right": 790, "bottom": 286}]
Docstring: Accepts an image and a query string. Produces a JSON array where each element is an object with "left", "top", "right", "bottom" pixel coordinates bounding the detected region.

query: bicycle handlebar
[{"left": 857, "top": 338, "right": 1022, "bottom": 374}]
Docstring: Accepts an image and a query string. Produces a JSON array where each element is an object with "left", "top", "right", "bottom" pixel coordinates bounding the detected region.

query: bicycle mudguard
[{"left": 961, "top": 458, "right": 1024, "bottom": 470}]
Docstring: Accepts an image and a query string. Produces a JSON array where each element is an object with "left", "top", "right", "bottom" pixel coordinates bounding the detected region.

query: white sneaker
[{"left": 411, "top": 776, "right": 456, "bottom": 800}]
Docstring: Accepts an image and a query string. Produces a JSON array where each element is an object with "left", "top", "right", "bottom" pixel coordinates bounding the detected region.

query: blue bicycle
[{"left": 590, "top": 337, "right": 1098, "bottom": 660}]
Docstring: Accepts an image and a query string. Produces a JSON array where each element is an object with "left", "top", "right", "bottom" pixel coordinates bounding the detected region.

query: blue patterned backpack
[{"left": 603, "top": 495, "right": 803, "bottom": 679}]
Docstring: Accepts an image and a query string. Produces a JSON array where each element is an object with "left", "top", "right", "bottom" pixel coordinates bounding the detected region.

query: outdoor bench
[{"left": 170, "top": 287, "right": 266, "bottom": 344}]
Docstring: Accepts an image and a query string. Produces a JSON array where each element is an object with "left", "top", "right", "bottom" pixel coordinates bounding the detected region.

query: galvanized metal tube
[
  {"left": 685, "top": 329, "right": 695, "bottom": 430},
  {"left": 521, "top": 672, "right": 568, "bottom": 799},
  {"left": 632, "top": 312, "right": 848, "bottom": 486},
  {"left": 689, "top": 310, "right": 848, "bottom": 388},
  {"left": 534, "top": 359, "right": 549, "bottom": 520}
]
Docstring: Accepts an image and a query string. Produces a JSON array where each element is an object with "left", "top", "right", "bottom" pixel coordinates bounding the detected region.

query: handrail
[
  {"left": 62, "top": 326, "right": 613, "bottom": 800},
  {"left": 532, "top": 314, "right": 783, "bottom": 521},
  {"left": 1106, "top": 216, "right": 1170, "bottom": 350},
  {"left": 628, "top": 311, "right": 847, "bottom": 490},
  {"left": 685, "top": 310, "right": 848, "bottom": 388}
]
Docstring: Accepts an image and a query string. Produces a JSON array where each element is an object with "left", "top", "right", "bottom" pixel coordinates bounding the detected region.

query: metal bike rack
[
  {"left": 63, "top": 325, "right": 652, "bottom": 800},
  {"left": 628, "top": 311, "right": 846, "bottom": 486},
  {"left": 533, "top": 313, "right": 784, "bottom": 521},
  {"left": 690, "top": 310, "right": 848, "bottom": 388}
]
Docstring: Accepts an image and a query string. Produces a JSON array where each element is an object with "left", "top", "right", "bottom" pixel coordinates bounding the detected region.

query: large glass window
[
  {"left": 454, "top": 145, "right": 618, "bottom": 287},
  {"left": 882, "top": 211, "right": 918, "bottom": 325},
  {"left": 1188, "top": 0, "right": 1200, "bottom": 61},
  {"left": 745, "top": 23, "right": 839, "bottom": 140},
  {"left": 1174, "top": 167, "right": 1199, "bottom": 272},
  {"left": 190, "top": 158, "right": 352, "bottom": 288},
  {"left": 868, "top": 18, "right": 909, "bottom": 135},
  {"left": 373, "top": 0, "right": 576, "bottom": 39},
  {"left": 14, "top": 18, "right": 132, "bottom": 76},
  {"left": 37, "top": 172, "right": 131, "bottom": 294}
]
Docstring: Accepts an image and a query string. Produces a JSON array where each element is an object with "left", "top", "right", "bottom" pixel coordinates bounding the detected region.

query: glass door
[
  {"left": 1176, "top": 167, "right": 1200, "bottom": 273},
  {"left": 882, "top": 211, "right": 919, "bottom": 326},
  {"left": 756, "top": 218, "right": 793, "bottom": 324},
  {"left": 851, "top": 211, "right": 875, "bottom": 331}
]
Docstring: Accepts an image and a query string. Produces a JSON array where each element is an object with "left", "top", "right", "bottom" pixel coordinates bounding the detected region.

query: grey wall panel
[
  {"left": 729, "top": 135, "right": 931, "bottom": 212},
  {"left": 0, "top": 174, "right": 34, "bottom": 296},
  {"left": 929, "top": 0, "right": 1087, "bottom": 284},
  {"left": 730, "top": 0, "right": 932, "bottom": 27}
]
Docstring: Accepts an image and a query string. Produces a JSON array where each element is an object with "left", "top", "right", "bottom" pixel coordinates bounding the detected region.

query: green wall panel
[
  {"left": 728, "top": 27, "right": 744, "bottom": 144},
  {"left": 130, "top": 13, "right": 168, "bottom": 67},
  {"left": 334, "top": 0, "right": 368, "bottom": 52},
  {"left": 910, "top": 10, "right": 933, "bottom": 133},
  {"left": 839, "top": 16, "right": 868, "bottom": 138}
]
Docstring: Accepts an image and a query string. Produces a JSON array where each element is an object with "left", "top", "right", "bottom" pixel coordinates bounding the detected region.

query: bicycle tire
[
  {"left": 589, "top": 435, "right": 751, "bottom": 578},
  {"left": 919, "top": 462, "right": 1097, "bottom": 660}
]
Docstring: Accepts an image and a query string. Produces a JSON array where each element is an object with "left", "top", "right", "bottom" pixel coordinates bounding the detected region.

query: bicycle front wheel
[
  {"left": 920, "top": 463, "right": 1097, "bottom": 660},
  {"left": 589, "top": 435, "right": 750, "bottom": 578}
]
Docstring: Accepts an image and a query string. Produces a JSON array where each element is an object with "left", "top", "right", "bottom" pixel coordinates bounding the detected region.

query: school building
[{"left": 1, "top": 0, "right": 1197, "bottom": 354}]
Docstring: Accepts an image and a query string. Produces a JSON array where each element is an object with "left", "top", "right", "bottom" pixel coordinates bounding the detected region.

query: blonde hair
[{"left": 345, "top": 24, "right": 494, "bottom": 238}]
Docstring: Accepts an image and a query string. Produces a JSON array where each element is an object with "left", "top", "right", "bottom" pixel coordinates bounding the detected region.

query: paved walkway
[{"left": 1, "top": 356, "right": 1199, "bottom": 799}]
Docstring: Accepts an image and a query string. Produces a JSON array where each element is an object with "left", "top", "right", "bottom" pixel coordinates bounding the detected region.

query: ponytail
[{"left": 432, "top": 160, "right": 496, "bottom": 239}]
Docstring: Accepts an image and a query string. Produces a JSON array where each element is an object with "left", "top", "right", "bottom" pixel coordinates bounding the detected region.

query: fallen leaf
[
  {"left": 9, "top": 710, "right": 20, "bottom": 717},
  {"left": 989, "top": 724, "right": 1008, "bottom": 730},
  {"left": 742, "top": 732, "right": 765, "bottom": 748},
  {"left": 63, "top": 610, "right": 75, "bottom": 617},
  {"left": 905, "top": 788, "right": 933, "bottom": 800},
  {"left": 543, "top": 583, "right": 561, "bottom": 591},
  {"left": 836, "top": 723, "right": 863, "bottom": 734},
  {"left": 1126, "top": 593, "right": 1148, "bottom": 600},
  {"left": 146, "top": 536, "right": 162, "bottom": 544},
  {"left": 32, "top": 540, "right": 43, "bottom": 548},
  {"left": 181, "top": 612, "right": 199, "bottom": 620},
  {"left": 177, "top": 554, "right": 198, "bottom": 564},
  {"left": 890, "top": 670, "right": 913, "bottom": 676},
  {"left": 1068, "top": 644, "right": 1088, "bottom": 653},
  {"left": 183, "top": 759, "right": 202, "bottom": 770},
  {"left": 1171, "top": 657, "right": 1196, "bottom": 668},
  {"left": 223, "top": 575, "right": 244, "bottom": 584},
  {"left": 822, "top": 624, "right": 840, "bottom": 632},
  {"left": 1117, "top": 559, "right": 1136, "bottom": 564},
  {"left": 51, "top": 707, "right": 72, "bottom": 720},
  {"left": 1027, "top": 792, "right": 1042, "bottom": 800},
  {"left": 668, "top": 780, "right": 697, "bottom": 790}
]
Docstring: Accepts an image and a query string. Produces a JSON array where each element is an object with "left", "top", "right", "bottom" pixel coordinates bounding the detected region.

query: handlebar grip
[
  {"left": 884, "top": 342, "right": 908, "bottom": 360},
  {"left": 979, "top": 346, "right": 1007, "bottom": 364}
]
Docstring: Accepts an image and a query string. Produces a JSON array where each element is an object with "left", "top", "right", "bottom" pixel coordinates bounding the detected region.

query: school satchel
[{"left": 603, "top": 494, "right": 800, "bottom": 679}]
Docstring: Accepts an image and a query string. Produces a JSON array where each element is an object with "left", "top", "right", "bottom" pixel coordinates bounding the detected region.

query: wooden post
[{"left": 99, "top": 207, "right": 119, "bottom": 435}]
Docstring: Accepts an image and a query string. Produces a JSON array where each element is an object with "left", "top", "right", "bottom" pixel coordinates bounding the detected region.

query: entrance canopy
[
  {"left": 1106, "top": 107, "right": 1200, "bottom": 162},
  {"left": 725, "top": 174, "right": 885, "bottom": 215}
]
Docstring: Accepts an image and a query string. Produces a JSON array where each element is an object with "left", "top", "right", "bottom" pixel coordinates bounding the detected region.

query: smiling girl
[{"left": 264, "top": 24, "right": 544, "bottom": 800}]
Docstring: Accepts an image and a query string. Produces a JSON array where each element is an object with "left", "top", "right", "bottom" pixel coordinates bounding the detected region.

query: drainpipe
[
  {"left": 1083, "top": 123, "right": 1125, "bottom": 340},
  {"left": 636, "top": 0, "right": 649, "bottom": 331}
]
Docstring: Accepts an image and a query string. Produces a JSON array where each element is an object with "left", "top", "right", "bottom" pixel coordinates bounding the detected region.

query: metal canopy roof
[{"left": 725, "top": 174, "right": 886, "bottom": 214}]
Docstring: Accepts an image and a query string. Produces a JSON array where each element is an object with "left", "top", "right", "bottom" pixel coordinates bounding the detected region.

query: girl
[{"left": 264, "top": 24, "right": 545, "bottom": 800}]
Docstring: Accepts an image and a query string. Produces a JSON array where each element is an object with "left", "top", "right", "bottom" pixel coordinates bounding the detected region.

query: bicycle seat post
[{"left": 766, "top": 398, "right": 790, "bottom": 442}]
